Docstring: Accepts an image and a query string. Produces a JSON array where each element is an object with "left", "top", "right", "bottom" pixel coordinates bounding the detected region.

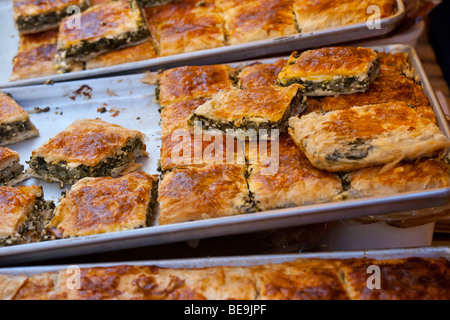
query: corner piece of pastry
[
  {"left": 0, "top": 92, "right": 39, "bottom": 146},
  {"left": 57, "top": 0, "right": 150, "bottom": 62},
  {"left": 157, "top": 163, "right": 253, "bottom": 225},
  {"left": 28, "top": 119, "right": 148, "bottom": 185},
  {"left": 0, "top": 185, "right": 54, "bottom": 246},
  {"left": 13, "top": 0, "right": 90, "bottom": 35},
  {"left": 277, "top": 47, "right": 380, "bottom": 96},
  {"left": 45, "top": 171, "right": 158, "bottom": 238},
  {"left": 288, "top": 102, "right": 450, "bottom": 172}
]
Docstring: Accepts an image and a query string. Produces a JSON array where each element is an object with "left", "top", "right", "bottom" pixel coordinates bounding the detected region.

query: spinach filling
[
  {"left": 0, "top": 161, "right": 24, "bottom": 184},
  {"left": 0, "top": 120, "right": 36, "bottom": 145},
  {"left": 28, "top": 138, "right": 145, "bottom": 184},
  {"left": 0, "top": 196, "right": 55, "bottom": 246},
  {"left": 281, "top": 59, "right": 380, "bottom": 94},
  {"left": 325, "top": 139, "right": 373, "bottom": 163},
  {"left": 61, "top": 27, "right": 150, "bottom": 60},
  {"left": 188, "top": 92, "right": 305, "bottom": 137},
  {"left": 16, "top": 1, "right": 90, "bottom": 33}
]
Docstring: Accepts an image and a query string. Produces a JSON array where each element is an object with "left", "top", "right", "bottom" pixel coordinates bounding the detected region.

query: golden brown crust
[
  {"left": 158, "top": 64, "right": 235, "bottom": 106},
  {"left": 145, "top": 0, "right": 225, "bottom": 56},
  {"left": 0, "top": 186, "right": 42, "bottom": 238},
  {"left": 13, "top": 0, "right": 86, "bottom": 19},
  {"left": 293, "top": 0, "right": 397, "bottom": 33},
  {"left": 31, "top": 119, "right": 146, "bottom": 167},
  {"left": 306, "top": 71, "right": 431, "bottom": 112},
  {"left": 340, "top": 257, "right": 450, "bottom": 300},
  {"left": 219, "top": 0, "right": 298, "bottom": 45},
  {"left": 160, "top": 98, "right": 208, "bottom": 137},
  {"left": 160, "top": 131, "right": 244, "bottom": 172},
  {"left": 237, "top": 58, "right": 287, "bottom": 89},
  {"left": 85, "top": 41, "right": 157, "bottom": 69},
  {"left": 345, "top": 158, "right": 450, "bottom": 199},
  {"left": 0, "top": 93, "right": 30, "bottom": 125},
  {"left": 11, "top": 44, "right": 58, "bottom": 81},
  {"left": 2, "top": 257, "right": 450, "bottom": 300},
  {"left": 58, "top": 0, "right": 145, "bottom": 49},
  {"left": 47, "top": 172, "right": 158, "bottom": 238},
  {"left": 288, "top": 102, "right": 450, "bottom": 172},
  {"left": 18, "top": 29, "right": 59, "bottom": 51},
  {"left": 157, "top": 163, "right": 251, "bottom": 225},
  {"left": 278, "top": 47, "right": 379, "bottom": 80},
  {"left": 247, "top": 134, "right": 343, "bottom": 210},
  {"left": 190, "top": 84, "right": 303, "bottom": 126},
  {"left": 378, "top": 51, "right": 414, "bottom": 77}
]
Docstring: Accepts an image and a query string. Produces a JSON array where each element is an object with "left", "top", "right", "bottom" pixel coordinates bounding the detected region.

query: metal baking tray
[
  {"left": 0, "top": 246, "right": 449, "bottom": 276},
  {"left": 0, "top": 0, "right": 406, "bottom": 88},
  {"left": 0, "top": 44, "right": 449, "bottom": 267}
]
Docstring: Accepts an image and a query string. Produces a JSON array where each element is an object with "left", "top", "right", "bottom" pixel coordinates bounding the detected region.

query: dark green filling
[
  {"left": 138, "top": 0, "right": 182, "bottom": 7},
  {"left": 0, "top": 161, "right": 24, "bottom": 184},
  {"left": 16, "top": 1, "right": 90, "bottom": 33},
  {"left": 28, "top": 138, "right": 145, "bottom": 184},
  {"left": 325, "top": 139, "right": 373, "bottom": 163},
  {"left": 0, "top": 120, "right": 36, "bottom": 145},
  {"left": 0, "top": 197, "right": 55, "bottom": 246},
  {"left": 188, "top": 91, "right": 304, "bottom": 137},
  {"left": 280, "top": 58, "right": 380, "bottom": 95},
  {"left": 62, "top": 26, "right": 150, "bottom": 60}
]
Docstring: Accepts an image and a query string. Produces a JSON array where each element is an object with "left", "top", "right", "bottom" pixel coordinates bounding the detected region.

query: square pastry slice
[
  {"left": 157, "top": 64, "right": 235, "bottom": 106},
  {"left": 342, "top": 158, "right": 450, "bottom": 199},
  {"left": 277, "top": 47, "right": 380, "bottom": 96},
  {"left": 160, "top": 131, "right": 245, "bottom": 172},
  {"left": 288, "top": 102, "right": 450, "bottom": 172},
  {"left": 28, "top": 119, "right": 148, "bottom": 185},
  {"left": 219, "top": 0, "right": 298, "bottom": 45},
  {"left": 85, "top": 40, "right": 157, "bottom": 70},
  {"left": 305, "top": 71, "right": 431, "bottom": 113},
  {"left": 293, "top": 0, "right": 397, "bottom": 33},
  {"left": 145, "top": 0, "right": 225, "bottom": 57},
  {"left": 10, "top": 29, "right": 59, "bottom": 81},
  {"left": 46, "top": 172, "right": 158, "bottom": 238},
  {"left": 0, "top": 147, "right": 24, "bottom": 186},
  {"left": 0, "top": 92, "right": 39, "bottom": 146},
  {"left": 237, "top": 58, "right": 287, "bottom": 89},
  {"left": 13, "top": 0, "right": 90, "bottom": 34},
  {"left": 57, "top": 0, "right": 150, "bottom": 62},
  {"left": 157, "top": 163, "right": 253, "bottom": 225},
  {"left": 187, "top": 85, "right": 304, "bottom": 138},
  {"left": 247, "top": 134, "right": 343, "bottom": 211},
  {"left": 0, "top": 186, "right": 54, "bottom": 246}
]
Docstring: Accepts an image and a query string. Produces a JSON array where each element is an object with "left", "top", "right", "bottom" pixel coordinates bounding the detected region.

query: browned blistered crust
[
  {"left": 145, "top": 0, "right": 225, "bottom": 56},
  {"left": 157, "top": 163, "right": 252, "bottom": 225},
  {"left": 31, "top": 119, "right": 146, "bottom": 167},
  {"left": 293, "top": 0, "right": 397, "bottom": 33},
  {"left": 278, "top": 46, "right": 379, "bottom": 80},
  {"left": 237, "top": 58, "right": 287, "bottom": 89},
  {"left": 157, "top": 64, "right": 235, "bottom": 106},
  {"left": 219, "top": 0, "right": 298, "bottom": 45},
  {"left": 344, "top": 158, "right": 450, "bottom": 199},
  {"left": 247, "top": 133, "right": 343, "bottom": 211},
  {"left": 306, "top": 71, "right": 431, "bottom": 113},
  {"left": 2, "top": 257, "right": 449, "bottom": 300},
  {"left": 46, "top": 171, "right": 158, "bottom": 238}
]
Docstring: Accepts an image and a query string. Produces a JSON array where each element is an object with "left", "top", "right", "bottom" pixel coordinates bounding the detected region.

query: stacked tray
[
  {"left": 0, "top": 44, "right": 449, "bottom": 266},
  {"left": 0, "top": 0, "right": 406, "bottom": 88}
]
